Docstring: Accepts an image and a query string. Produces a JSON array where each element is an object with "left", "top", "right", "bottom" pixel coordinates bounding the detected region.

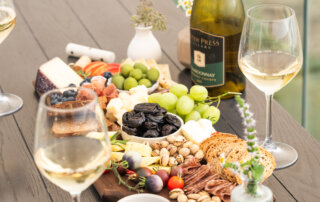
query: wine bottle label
[{"left": 190, "top": 28, "right": 225, "bottom": 87}]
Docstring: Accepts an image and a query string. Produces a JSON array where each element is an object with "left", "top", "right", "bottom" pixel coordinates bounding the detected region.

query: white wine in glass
[
  {"left": 0, "top": 0, "right": 23, "bottom": 116},
  {"left": 34, "top": 87, "right": 111, "bottom": 201},
  {"left": 238, "top": 4, "right": 302, "bottom": 169}
]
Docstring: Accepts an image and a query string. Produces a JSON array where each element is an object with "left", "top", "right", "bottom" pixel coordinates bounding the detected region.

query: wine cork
[
  {"left": 65, "top": 43, "right": 116, "bottom": 63},
  {"left": 74, "top": 56, "right": 91, "bottom": 70}
]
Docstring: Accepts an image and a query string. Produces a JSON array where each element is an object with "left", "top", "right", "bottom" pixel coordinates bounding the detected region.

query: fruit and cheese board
[{"left": 33, "top": 56, "right": 276, "bottom": 202}]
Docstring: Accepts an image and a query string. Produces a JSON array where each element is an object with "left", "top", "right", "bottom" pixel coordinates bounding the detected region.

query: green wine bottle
[{"left": 190, "top": 0, "right": 245, "bottom": 98}]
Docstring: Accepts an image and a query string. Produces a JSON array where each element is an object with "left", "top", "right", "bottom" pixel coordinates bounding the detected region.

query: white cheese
[
  {"left": 106, "top": 98, "right": 123, "bottom": 114},
  {"left": 181, "top": 119, "right": 216, "bottom": 145}
]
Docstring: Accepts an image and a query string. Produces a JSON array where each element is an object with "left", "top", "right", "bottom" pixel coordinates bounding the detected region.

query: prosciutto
[
  {"left": 183, "top": 174, "right": 220, "bottom": 194},
  {"left": 205, "top": 179, "right": 236, "bottom": 202}
]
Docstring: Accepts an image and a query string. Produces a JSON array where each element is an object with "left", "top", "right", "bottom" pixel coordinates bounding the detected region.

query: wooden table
[{"left": 0, "top": 0, "right": 319, "bottom": 201}]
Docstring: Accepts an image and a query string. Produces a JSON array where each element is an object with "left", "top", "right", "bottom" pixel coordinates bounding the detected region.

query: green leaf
[{"left": 252, "top": 164, "right": 264, "bottom": 181}]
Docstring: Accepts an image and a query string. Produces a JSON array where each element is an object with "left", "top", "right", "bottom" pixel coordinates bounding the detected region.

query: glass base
[
  {"left": 0, "top": 93, "right": 23, "bottom": 116},
  {"left": 260, "top": 141, "right": 298, "bottom": 170}
]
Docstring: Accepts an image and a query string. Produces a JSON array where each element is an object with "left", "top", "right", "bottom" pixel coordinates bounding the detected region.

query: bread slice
[
  {"left": 200, "top": 133, "right": 237, "bottom": 155},
  {"left": 259, "top": 147, "right": 276, "bottom": 182},
  {"left": 205, "top": 137, "right": 243, "bottom": 161}
]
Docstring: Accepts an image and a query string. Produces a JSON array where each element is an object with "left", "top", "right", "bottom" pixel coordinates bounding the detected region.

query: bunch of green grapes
[{"left": 148, "top": 84, "right": 220, "bottom": 125}]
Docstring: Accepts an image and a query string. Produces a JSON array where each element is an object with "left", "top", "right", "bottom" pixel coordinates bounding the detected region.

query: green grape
[
  {"left": 134, "top": 63, "right": 148, "bottom": 73},
  {"left": 138, "top": 78, "right": 152, "bottom": 88},
  {"left": 129, "top": 69, "right": 143, "bottom": 80},
  {"left": 169, "top": 84, "right": 188, "bottom": 97},
  {"left": 121, "top": 64, "right": 134, "bottom": 78},
  {"left": 159, "top": 93, "right": 177, "bottom": 110},
  {"left": 112, "top": 75, "right": 125, "bottom": 90},
  {"left": 190, "top": 85, "right": 208, "bottom": 102},
  {"left": 148, "top": 93, "right": 161, "bottom": 103},
  {"left": 202, "top": 106, "right": 220, "bottom": 125},
  {"left": 147, "top": 68, "right": 160, "bottom": 82},
  {"left": 168, "top": 108, "right": 177, "bottom": 115},
  {"left": 185, "top": 111, "right": 201, "bottom": 122},
  {"left": 124, "top": 77, "right": 138, "bottom": 90},
  {"left": 194, "top": 103, "right": 210, "bottom": 116},
  {"left": 176, "top": 95, "right": 194, "bottom": 115}
]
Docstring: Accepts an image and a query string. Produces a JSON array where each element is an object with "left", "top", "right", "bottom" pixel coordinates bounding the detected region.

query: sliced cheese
[
  {"left": 125, "top": 142, "right": 152, "bottom": 157},
  {"left": 146, "top": 165, "right": 171, "bottom": 174},
  {"left": 141, "top": 157, "right": 161, "bottom": 167},
  {"left": 110, "top": 152, "right": 124, "bottom": 162}
]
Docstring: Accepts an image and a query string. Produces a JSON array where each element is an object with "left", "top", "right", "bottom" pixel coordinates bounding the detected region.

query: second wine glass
[{"left": 238, "top": 4, "right": 303, "bottom": 169}]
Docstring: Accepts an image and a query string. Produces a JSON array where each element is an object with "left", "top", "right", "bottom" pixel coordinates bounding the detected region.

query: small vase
[
  {"left": 127, "top": 25, "right": 162, "bottom": 62},
  {"left": 231, "top": 179, "right": 273, "bottom": 202}
]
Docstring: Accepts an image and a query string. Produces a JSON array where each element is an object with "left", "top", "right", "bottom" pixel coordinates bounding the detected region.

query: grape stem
[{"left": 206, "top": 92, "right": 242, "bottom": 108}]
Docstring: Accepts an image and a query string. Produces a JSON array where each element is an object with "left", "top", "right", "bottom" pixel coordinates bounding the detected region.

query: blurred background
[{"left": 173, "top": 0, "right": 320, "bottom": 141}]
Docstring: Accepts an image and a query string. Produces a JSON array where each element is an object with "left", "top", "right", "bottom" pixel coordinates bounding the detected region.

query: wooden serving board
[{"left": 94, "top": 172, "right": 174, "bottom": 202}]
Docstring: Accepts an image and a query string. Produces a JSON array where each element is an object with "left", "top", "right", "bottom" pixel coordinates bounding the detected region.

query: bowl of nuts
[{"left": 121, "top": 103, "right": 184, "bottom": 144}]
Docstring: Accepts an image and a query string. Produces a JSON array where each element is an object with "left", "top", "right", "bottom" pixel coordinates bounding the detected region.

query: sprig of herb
[
  {"left": 110, "top": 132, "right": 128, "bottom": 150},
  {"left": 220, "top": 95, "right": 264, "bottom": 196},
  {"left": 131, "top": 0, "right": 167, "bottom": 31},
  {"left": 76, "top": 69, "right": 90, "bottom": 79}
]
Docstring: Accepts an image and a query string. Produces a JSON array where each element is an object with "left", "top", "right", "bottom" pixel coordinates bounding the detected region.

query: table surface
[{"left": 0, "top": 0, "right": 319, "bottom": 201}]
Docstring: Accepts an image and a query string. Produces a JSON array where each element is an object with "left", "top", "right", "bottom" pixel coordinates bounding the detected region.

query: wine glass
[
  {"left": 0, "top": 0, "right": 23, "bottom": 116},
  {"left": 238, "top": 4, "right": 302, "bottom": 169},
  {"left": 34, "top": 87, "right": 111, "bottom": 201}
]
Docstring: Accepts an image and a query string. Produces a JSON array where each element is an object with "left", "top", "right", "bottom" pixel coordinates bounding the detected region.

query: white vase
[
  {"left": 127, "top": 26, "right": 162, "bottom": 62},
  {"left": 231, "top": 179, "right": 273, "bottom": 202}
]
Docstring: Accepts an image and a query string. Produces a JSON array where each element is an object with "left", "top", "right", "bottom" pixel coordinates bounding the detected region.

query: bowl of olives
[
  {"left": 112, "top": 62, "right": 160, "bottom": 94},
  {"left": 121, "top": 103, "right": 183, "bottom": 144}
]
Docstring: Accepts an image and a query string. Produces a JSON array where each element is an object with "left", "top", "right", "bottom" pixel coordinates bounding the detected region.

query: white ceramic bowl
[
  {"left": 121, "top": 113, "right": 184, "bottom": 144},
  {"left": 118, "top": 194, "right": 169, "bottom": 202},
  {"left": 118, "top": 79, "right": 159, "bottom": 94}
]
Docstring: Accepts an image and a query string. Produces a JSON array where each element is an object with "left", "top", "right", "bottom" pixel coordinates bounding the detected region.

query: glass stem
[
  {"left": 263, "top": 94, "right": 276, "bottom": 150},
  {"left": 71, "top": 193, "right": 81, "bottom": 202}
]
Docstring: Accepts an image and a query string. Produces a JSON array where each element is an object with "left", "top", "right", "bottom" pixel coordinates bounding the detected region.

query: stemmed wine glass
[
  {"left": 0, "top": 0, "right": 23, "bottom": 116},
  {"left": 238, "top": 4, "right": 302, "bottom": 169},
  {"left": 34, "top": 87, "right": 111, "bottom": 201}
]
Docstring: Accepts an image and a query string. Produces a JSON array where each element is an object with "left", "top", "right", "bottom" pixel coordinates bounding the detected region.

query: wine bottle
[{"left": 190, "top": 0, "right": 245, "bottom": 98}]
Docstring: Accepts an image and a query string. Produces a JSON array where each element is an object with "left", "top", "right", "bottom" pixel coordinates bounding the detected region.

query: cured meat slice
[
  {"left": 205, "top": 179, "right": 236, "bottom": 202},
  {"left": 185, "top": 164, "right": 211, "bottom": 185},
  {"left": 183, "top": 174, "right": 220, "bottom": 194}
]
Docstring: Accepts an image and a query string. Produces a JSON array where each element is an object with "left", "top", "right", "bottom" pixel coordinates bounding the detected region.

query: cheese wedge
[{"left": 125, "top": 142, "right": 152, "bottom": 157}]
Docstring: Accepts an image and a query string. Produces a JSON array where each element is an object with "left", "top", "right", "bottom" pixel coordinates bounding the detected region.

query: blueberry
[
  {"left": 68, "top": 83, "right": 76, "bottom": 87},
  {"left": 103, "top": 71, "right": 112, "bottom": 79},
  {"left": 85, "top": 77, "right": 92, "bottom": 82},
  {"left": 63, "top": 90, "right": 77, "bottom": 98}
]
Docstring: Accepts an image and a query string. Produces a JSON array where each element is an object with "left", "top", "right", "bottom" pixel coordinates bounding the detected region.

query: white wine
[
  {"left": 35, "top": 136, "right": 110, "bottom": 194},
  {"left": 0, "top": 7, "right": 16, "bottom": 44},
  {"left": 190, "top": 0, "right": 245, "bottom": 98},
  {"left": 239, "top": 51, "right": 302, "bottom": 95}
]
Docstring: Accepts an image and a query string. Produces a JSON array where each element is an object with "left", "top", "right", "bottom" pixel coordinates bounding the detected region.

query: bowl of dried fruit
[{"left": 121, "top": 103, "right": 183, "bottom": 144}]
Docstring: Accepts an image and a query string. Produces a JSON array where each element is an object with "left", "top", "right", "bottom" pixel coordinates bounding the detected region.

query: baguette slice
[{"left": 200, "top": 133, "right": 237, "bottom": 155}]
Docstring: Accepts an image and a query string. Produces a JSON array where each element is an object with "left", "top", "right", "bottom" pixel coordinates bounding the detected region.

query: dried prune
[
  {"left": 164, "top": 114, "right": 181, "bottom": 128},
  {"left": 144, "top": 121, "right": 158, "bottom": 130},
  {"left": 161, "top": 124, "right": 178, "bottom": 137},
  {"left": 143, "top": 130, "right": 159, "bottom": 138},
  {"left": 134, "top": 103, "right": 161, "bottom": 114},
  {"left": 146, "top": 114, "right": 164, "bottom": 124},
  {"left": 122, "top": 111, "right": 145, "bottom": 128},
  {"left": 122, "top": 125, "right": 138, "bottom": 136}
]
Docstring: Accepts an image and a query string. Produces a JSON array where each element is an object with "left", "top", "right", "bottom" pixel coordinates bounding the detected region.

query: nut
[
  {"left": 178, "top": 194, "right": 188, "bottom": 202},
  {"left": 169, "top": 145, "right": 178, "bottom": 155},
  {"left": 169, "top": 157, "right": 178, "bottom": 166},
  {"left": 166, "top": 135, "right": 176, "bottom": 144},
  {"left": 160, "top": 148, "right": 169, "bottom": 166},
  {"left": 185, "top": 155, "right": 194, "bottom": 160},
  {"left": 183, "top": 141, "right": 193, "bottom": 148},
  {"left": 176, "top": 154, "right": 184, "bottom": 164},
  {"left": 152, "top": 149, "right": 160, "bottom": 157},
  {"left": 188, "top": 200, "right": 197, "bottom": 202},
  {"left": 211, "top": 196, "right": 221, "bottom": 202},
  {"left": 179, "top": 147, "right": 191, "bottom": 157},
  {"left": 160, "top": 140, "right": 169, "bottom": 148},
  {"left": 169, "top": 188, "right": 184, "bottom": 199},
  {"left": 198, "top": 191, "right": 209, "bottom": 197},
  {"left": 167, "top": 144, "right": 174, "bottom": 151},
  {"left": 197, "top": 195, "right": 211, "bottom": 202},
  {"left": 190, "top": 144, "right": 200, "bottom": 154},
  {"left": 195, "top": 150, "right": 204, "bottom": 160},
  {"left": 187, "top": 194, "right": 200, "bottom": 200},
  {"left": 174, "top": 135, "right": 185, "bottom": 146},
  {"left": 151, "top": 142, "right": 161, "bottom": 150}
]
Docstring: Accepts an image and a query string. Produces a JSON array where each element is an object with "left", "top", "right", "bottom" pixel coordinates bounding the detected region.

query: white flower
[{"left": 185, "top": 8, "right": 192, "bottom": 16}]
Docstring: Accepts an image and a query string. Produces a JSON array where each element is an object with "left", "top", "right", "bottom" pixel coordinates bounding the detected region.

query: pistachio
[
  {"left": 178, "top": 194, "right": 188, "bottom": 202},
  {"left": 176, "top": 154, "right": 184, "bottom": 164},
  {"left": 160, "top": 140, "right": 169, "bottom": 148},
  {"left": 174, "top": 135, "right": 185, "bottom": 146},
  {"left": 160, "top": 148, "right": 169, "bottom": 156},
  {"left": 187, "top": 194, "right": 200, "bottom": 200},
  {"left": 185, "top": 155, "right": 194, "bottom": 160},
  {"left": 195, "top": 150, "right": 204, "bottom": 160},
  {"left": 160, "top": 148, "right": 169, "bottom": 166},
  {"left": 198, "top": 191, "right": 210, "bottom": 197},
  {"left": 169, "top": 157, "right": 178, "bottom": 166},
  {"left": 179, "top": 147, "right": 191, "bottom": 157},
  {"left": 169, "top": 188, "right": 184, "bottom": 199},
  {"left": 197, "top": 195, "right": 211, "bottom": 202},
  {"left": 211, "top": 196, "right": 221, "bottom": 202},
  {"left": 152, "top": 149, "right": 160, "bottom": 157},
  {"left": 167, "top": 144, "right": 174, "bottom": 151},
  {"left": 151, "top": 142, "right": 161, "bottom": 150},
  {"left": 190, "top": 144, "right": 200, "bottom": 154},
  {"left": 188, "top": 200, "right": 197, "bottom": 202},
  {"left": 166, "top": 135, "right": 176, "bottom": 144},
  {"left": 183, "top": 141, "right": 193, "bottom": 148},
  {"left": 169, "top": 145, "right": 178, "bottom": 155}
]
